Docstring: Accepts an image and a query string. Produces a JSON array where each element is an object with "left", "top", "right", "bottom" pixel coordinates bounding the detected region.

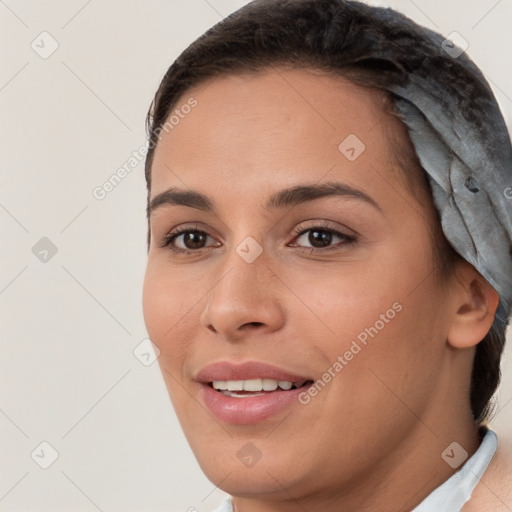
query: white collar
[
  {"left": 214, "top": 429, "right": 498, "bottom": 512},
  {"left": 412, "top": 428, "right": 497, "bottom": 511}
]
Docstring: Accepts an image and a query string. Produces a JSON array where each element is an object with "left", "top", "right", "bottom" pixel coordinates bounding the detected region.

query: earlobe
[{"left": 447, "top": 263, "right": 499, "bottom": 349}]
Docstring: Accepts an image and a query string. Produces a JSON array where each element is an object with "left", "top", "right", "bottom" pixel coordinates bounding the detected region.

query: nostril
[{"left": 245, "top": 321, "right": 264, "bottom": 327}]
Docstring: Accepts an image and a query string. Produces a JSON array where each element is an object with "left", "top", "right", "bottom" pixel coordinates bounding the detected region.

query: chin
[
  {"left": 200, "top": 459, "right": 302, "bottom": 498},
  {"left": 186, "top": 432, "right": 321, "bottom": 499}
]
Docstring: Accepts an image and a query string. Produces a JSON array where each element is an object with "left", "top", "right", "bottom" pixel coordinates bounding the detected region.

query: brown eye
[
  {"left": 294, "top": 227, "right": 355, "bottom": 250},
  {"left": 180, "top": 231, "right": 208, "bottom": 249},
  {"left": 161, "top": 228, "right": 219, "bottom": 252},
  {"left": 307, "top": 229, "right": 333, "bottom": 247}
]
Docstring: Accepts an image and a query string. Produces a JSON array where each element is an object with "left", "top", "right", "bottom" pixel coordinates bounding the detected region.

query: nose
[{"left": 199, "top": 245, "right": 286, "bottom": 341}]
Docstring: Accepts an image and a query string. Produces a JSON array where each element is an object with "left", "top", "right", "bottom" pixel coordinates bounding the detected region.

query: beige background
[{"left": 1, "top": 1, "right": 511, "bottom": 511}]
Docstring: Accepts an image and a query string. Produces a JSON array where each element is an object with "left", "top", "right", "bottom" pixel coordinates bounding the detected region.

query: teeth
[
  {"left": 223, "top": 390, "right": 266, "bottom": 398},
  {"left": 211, "top": 378, "right": 300, "bottom": 392},
  {"left": 262, "top": 378, "right": 278, "bottom": 391},
  {"left": 244, "top": 378, "right": 262, "bottom": 391},
  {"left": 226, "top": 380, "right": 243, "bottom": 391}
]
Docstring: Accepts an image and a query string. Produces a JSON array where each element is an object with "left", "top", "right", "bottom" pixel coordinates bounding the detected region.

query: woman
[{"left": 142, "top": 1, "right": 512, "bottom": 510}]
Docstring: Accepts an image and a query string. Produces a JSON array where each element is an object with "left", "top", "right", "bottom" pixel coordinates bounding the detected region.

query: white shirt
[{"left": 213, "top": 429, "right": 498, "bottom": 512}]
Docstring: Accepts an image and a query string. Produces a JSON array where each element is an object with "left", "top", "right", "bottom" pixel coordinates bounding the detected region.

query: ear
[{"left": 447, "top": 261, "right": 499, "bottom": 349}]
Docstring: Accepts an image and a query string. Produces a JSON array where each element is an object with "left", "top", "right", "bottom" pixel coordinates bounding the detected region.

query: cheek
[
  {"left": 142, "top": 263, "right": 201, "bottom": 417},
  {"left": 284, "top": 237, "right": 447, "bottom": 386},
  {"left": 280, "top": 253, "right": 410, "bottom": 352},
  {"left": 142, "top": 260, "right": 199, "bottom": 362},
  {"left": 142, "top": 264, "right": 171, "bottom": 343}
]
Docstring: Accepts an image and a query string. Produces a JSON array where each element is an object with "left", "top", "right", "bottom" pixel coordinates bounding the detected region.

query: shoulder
[{"left": 462, "top": 430, "right": 512, "bottom": 511}]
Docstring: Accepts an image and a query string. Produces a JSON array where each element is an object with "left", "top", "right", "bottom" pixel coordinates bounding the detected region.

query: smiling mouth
[{"left": 208, "top": 378, "right": 314, "bottom": 398}]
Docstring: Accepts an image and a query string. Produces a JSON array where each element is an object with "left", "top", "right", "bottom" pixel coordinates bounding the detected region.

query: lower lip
[{"left": 201, "top": 384, "right": 306, "bottom": 424}]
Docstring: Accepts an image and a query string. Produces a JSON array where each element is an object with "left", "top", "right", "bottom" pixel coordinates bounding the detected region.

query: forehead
[{"left": 149, "top": 67, "right": 415, "bottom": 204}]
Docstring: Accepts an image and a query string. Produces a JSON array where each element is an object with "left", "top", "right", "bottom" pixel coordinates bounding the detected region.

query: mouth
[
  {"left": 208, "top": 378, "right": 314, "bottom": 398},
  {"left": 196, "top": 361, "right": 315, "bottom": 424}
]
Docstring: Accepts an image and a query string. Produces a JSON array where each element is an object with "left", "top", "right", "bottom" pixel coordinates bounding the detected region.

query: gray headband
[{"left": 380, "top": 41, "right": 512, "bottom": 325}]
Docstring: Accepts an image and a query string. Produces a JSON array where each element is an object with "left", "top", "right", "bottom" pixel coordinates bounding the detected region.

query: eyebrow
[{"left": 147, "top": 181, "right": 381, "bottom": 217}]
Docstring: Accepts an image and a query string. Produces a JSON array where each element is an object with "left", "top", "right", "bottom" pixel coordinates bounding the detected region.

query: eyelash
[
  {"left": 159, "top": 224, "right": 214, "bottom": 255},
  {"left": 159, "top": 222, "right": 357, "bottom": 255},
  {"left": 289, "top": 223, "right": 357, "bottom": 253}
]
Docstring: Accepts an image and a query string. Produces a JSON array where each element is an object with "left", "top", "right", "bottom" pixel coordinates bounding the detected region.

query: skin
[
  {"left": 142, "top": 67, "right": 498, "bottom": 511},
  {"left": 464, "top": 435, "right": 512, "bottom": 511}
]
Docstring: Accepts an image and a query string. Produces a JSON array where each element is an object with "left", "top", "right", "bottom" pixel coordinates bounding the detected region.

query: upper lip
[{"left": 195, "top": 361, "right": 312, "bottom": 383}]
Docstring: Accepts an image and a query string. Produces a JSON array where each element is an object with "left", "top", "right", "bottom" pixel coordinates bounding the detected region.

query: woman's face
[{"left": 143, "top": 68, "right": 460, "bottom": 500}]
